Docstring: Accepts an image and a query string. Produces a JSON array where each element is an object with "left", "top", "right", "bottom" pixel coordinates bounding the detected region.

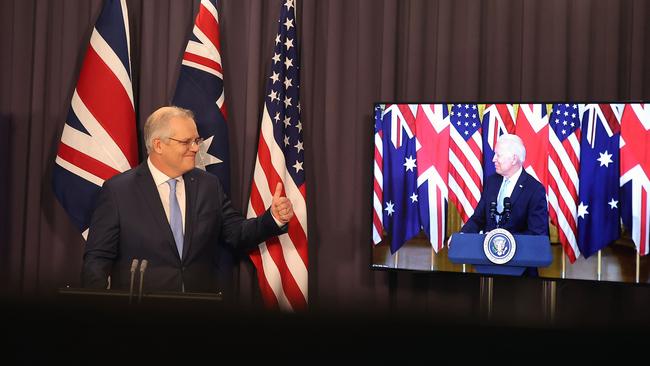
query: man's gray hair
[
  {"left": 497, "top": 133, "right": 526, "bottom": 163},
  {"left": 143, "top": 106, "right": 195, "bottom": 153}
]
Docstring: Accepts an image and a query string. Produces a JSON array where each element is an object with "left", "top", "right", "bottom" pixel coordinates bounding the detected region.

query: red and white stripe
[
  {"left": 372, "top": 107, "right": 385, "bottom": 245},
  {"left": 547, "top": 109, "right": 582, "bottom": 263},
  {"left": 247, "top": 104, "right": 308, "bottom": 311},
  {"left": 448, "top": 121, "right": 483, "bottom": 223},
  {"left": 620, "top": 104, "right": 650, "bottom": 256},
  {"left": 181, "top": 0, "right": 227, "bottom": 118}
]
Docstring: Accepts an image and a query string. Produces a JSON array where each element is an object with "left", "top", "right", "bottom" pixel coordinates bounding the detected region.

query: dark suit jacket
[
  {"left": 461, "top": 170, "right": 549, "bottom": 236},
  {"left": 82, "top": 162, "right": 285, "bottom": 293},
  {"left": 460, "top": 170, "right": 549, "bottom": 277}
]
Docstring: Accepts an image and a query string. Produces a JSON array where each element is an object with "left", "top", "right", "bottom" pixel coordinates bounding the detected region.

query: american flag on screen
[
  {"left": 372, "top": 104, "right": 384, "bottom": 245},
  {"left": 547, "top": 103, "right": 581, "bottom": 263},
  {"left": 620, "top": 104, "right": 650, "bottom": 256},
  {"left": 247, "top": 0, "right": 308, "bottom": 311},
  {"left": 448, "top": 104, "right": 483, "bottom": 223},
  {"left": 53, "top": 0, "right": 138, "bottom": 238},
  {"left": 172, "top": 0, "right": 230, "bottom": 193}
]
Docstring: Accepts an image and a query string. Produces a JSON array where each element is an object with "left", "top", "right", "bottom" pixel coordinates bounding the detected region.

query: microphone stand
[
  {"left": 489, "top": 202, "right": 497, "bottom": 228},
  {"left": 128, "top": 259, "right": 139, "bottom": 304},
  {"left": 138, "top": 259, "right": 148, "bottom": 304},
  {"left": 503, "top": 197, "right": 512, "bottom": 227}
]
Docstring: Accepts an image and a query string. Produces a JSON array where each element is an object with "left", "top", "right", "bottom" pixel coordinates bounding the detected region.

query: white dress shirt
[{"left": 147, "top": 157, "right": 186, "bottom": 233}]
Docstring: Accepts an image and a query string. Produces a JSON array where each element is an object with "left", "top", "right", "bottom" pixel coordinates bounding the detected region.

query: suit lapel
[
  {"left": 181, "top": 170, "right": 198, "bottom": 261},
  {"left": 135, "top": 163, "right": 181, "bottom": 261},
  {"left": 508, "top": 170, "right": 529, "bottom": 208}
]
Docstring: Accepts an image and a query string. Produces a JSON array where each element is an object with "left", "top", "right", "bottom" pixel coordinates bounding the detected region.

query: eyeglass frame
[{"left": 165, "top": 136, "right": 204, "bottom": 149}]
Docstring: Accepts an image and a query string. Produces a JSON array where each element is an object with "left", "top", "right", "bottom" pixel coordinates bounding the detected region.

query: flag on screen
[
  {"left": 53, "top": 0, "right": 138, "bottom": 238},
  {"left": 577, "top": 104, "right": 622, "bottom": 258},
  {"left": 515, "top": 104, "right": 549, "bottom": 188},
  {"left": 620, "top": 103, "right": 650, "bottom": 256},
  {"left": 415, "top": 104, "right": 450, "bottom": 252},
  {"left": 247, "top": 0, "right": 308, "bottom": 311},
  {"left": 448, "top": 103, "right": 483, "bottom": 223},
  {"left": 482, "top": 104, "right": 516, "bottom": 179},
  {"left": 547, "top": 103, "right": 581, "bottom": 263},
  {"left": 172, "top": 0, "right": 230, "bottom": 193},
  {"left": 381, "top": 105, "right": 421, "bottom": 253},
  {"left": 372, "top": 104, "right": 385, "bottom": 245}
]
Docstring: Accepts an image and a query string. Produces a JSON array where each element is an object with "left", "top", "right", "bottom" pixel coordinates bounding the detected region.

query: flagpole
[
  {"left": 394, "top": 251, "right": 399, "bottom": 269},
  {"left": 561, "top": 253, "right": 566, "bottom": 279},
  {"left": 597, "top": 250, "right": 602, "bottom": 281},
  {"left": 430, "top": 247, "right": 435, "bottom": 271},
  {"left": 636, "top": 250, "right": 641, "bottom": 283}
]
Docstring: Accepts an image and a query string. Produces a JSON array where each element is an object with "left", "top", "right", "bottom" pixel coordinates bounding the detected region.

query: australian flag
[
  {"left": 380, "top": 105, "right": 422, "bottom": 254},
  {"left": 577, "top": 104, "right": 621, "bottom": 258},
  {"left": 172, "top": 0, "right": 230, "bottom": 193}
]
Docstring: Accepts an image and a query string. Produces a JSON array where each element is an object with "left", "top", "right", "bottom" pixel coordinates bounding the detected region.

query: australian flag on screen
[
  {"left": 380, "top": 106, "right": 422, "bottom": 253},
  {"left": 577, "top": 104, "right": 621, "bottom": 257}
]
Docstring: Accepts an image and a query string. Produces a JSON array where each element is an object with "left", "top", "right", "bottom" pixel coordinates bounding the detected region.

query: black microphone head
[
  {"left": 504, "top": 197, "right": 511, "bottom": 210},
  {"left": 490, "top": 201, "right": 496, "bottom": 211}
]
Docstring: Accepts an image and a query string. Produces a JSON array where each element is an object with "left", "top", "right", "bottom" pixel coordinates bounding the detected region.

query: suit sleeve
[
  {"left": 218, "top": 188, "right": 286, "bottom": 253},
  {"left": 524, "top": 183, "right": 549, "bottom": 236},
  {"left": 81, "top": 183, "right": 119, "bottom": 289}
]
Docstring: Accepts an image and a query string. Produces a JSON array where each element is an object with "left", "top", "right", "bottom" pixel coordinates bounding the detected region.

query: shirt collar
[
  {"left": 506, "top": 166, "right": 523, "bottom": 185},
  {"left": 147, "top": 157, "right": 184, "bottom": 186}
]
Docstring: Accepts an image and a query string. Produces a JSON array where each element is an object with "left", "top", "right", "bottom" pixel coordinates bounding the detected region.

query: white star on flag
[
  {"left": 385, "top": 201, "right": 395, "bottom": 216},
  {"left": 577, "top": 202, "right": 589, "bottom": 219},
  {"left": 410, "top": 192, "right": 418, "bottom": 203},
  {"left": 195, "top": 136, "right": 222, "bottom": 171},
  {"left": 403, "top": 155, "right": 417, "bottom": 172},
  {"left": 608, "top": 198, "right": 619, "bottom": 209},
  {"left": 597, "top": 150, "right": 613, "bottom": 167}
]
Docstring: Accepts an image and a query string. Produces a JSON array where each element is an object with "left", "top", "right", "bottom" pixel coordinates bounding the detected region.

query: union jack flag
[
  {"left": 515, "top": 104, "right": 549, "bottom": 188},
  {"left": 172, "top": 0, "right": 230, "bottom": 193},
  {"left": 620, "top": 104, "right": 650, "bottom": 256},
  {"left": 247, "top": 0, "right": 308, "bottom": 311},
  {"left": 577, "top": 104, "right": 622, "bottom": 258},
  {"left": 448, "top": 104, "right": 483, "bottom": 223},
  {"left": 53, "top": 0, "right": 138, "bottom": 237},
  {"left": 482, "top": 103, "right": 516, "bottom": 180},
  {"left": 547, "top": 104, "right": 581, "bottom": 263}
]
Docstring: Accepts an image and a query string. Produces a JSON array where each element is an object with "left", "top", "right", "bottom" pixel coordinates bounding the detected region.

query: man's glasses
[{"left": 167, "top": 137, "right": 204, "bottom": 149}]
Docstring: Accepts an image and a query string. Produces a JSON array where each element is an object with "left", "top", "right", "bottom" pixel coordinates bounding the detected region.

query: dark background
[{"left": 2, "top": 0, "right": 650, "bottom": 351}]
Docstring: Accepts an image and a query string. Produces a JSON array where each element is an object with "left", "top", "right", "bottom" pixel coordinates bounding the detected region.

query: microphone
[
  {"left": 137, "top": 259, "right": 148, "bottom": 304},
  {"left": 128, "top": 259, "right": 139, "bottom": 304},
  {"left": 503, "top": 197, "right": 512, "bottom": 224},
  {"left": 489, "top": 201, "right": 497, "bottom": 226}
]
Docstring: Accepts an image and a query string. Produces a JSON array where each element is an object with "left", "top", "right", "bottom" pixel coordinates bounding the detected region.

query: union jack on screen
[
  {"left": 172, "top": 0, "right": 230, "bottom": 193},
  {"left": 247, "top": 0, "right": 308, "bottom": 311},
  {"left": 53, "top": 0, "right": 138, "bottom": 238}
]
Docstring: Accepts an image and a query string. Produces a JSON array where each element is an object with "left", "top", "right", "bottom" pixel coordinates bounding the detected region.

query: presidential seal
[{"left": 483, "top": 228, "right": 516, "bottom": 265}]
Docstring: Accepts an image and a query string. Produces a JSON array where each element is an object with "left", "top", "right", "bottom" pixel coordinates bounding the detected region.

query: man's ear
[{"left": 152, "top": 138, "right": 163, "bottom": 154}]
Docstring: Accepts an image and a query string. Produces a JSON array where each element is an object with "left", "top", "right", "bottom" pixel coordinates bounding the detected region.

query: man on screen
[{"left": 459, "top": 133, "right": 549, "bottom": 276}]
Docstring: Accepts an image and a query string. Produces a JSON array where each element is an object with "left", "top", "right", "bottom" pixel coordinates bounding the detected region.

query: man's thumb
[{"left": 273, "top": 182, "right": 283, "bottom": 199}]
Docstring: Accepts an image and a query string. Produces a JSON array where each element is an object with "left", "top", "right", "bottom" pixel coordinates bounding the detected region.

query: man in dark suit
[
  {"left": 82, "top": 106, "right": 294, "bottom": 294},
  {"left": 460, "top": 133, "right": 549, "bottom": 276}
]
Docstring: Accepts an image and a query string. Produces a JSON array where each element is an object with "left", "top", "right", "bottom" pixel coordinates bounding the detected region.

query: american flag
[
  {"left": 372, "top": 104, "right": 384, "bottom": 245},
  {"left": 247, "top": 0, "right": 308, "bottom": 311},
  {"left": 577, "top": 104, "right": 621, "bottom": 258},
  {"left": 448, "top": 104, "right": 483, "bottom": 223},
  {"left": 53, "top": 0, "right": 138, "bottom": 238},
  {"left": 547, "top": 104, "right": 581, "bottom": 263},
  {"left": 620, "top": 104, "right": 650, "bottom": 256},
  {"left": 172, "top": 0, "right": 230, "bottom": 193},
  {"left": 515, "top": 104, "right": 549, "bottom": 188},
  {"left": 482, "top": 104, "right": 516, "bottom": 180}
]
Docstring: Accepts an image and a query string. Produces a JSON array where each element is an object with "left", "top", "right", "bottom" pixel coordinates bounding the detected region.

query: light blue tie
[
  {"left": 496, "top": 178, "right": 509, "bottom": 214},
  {"left": 167, "top": 178, "right": 183, "bottom": 258}
]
